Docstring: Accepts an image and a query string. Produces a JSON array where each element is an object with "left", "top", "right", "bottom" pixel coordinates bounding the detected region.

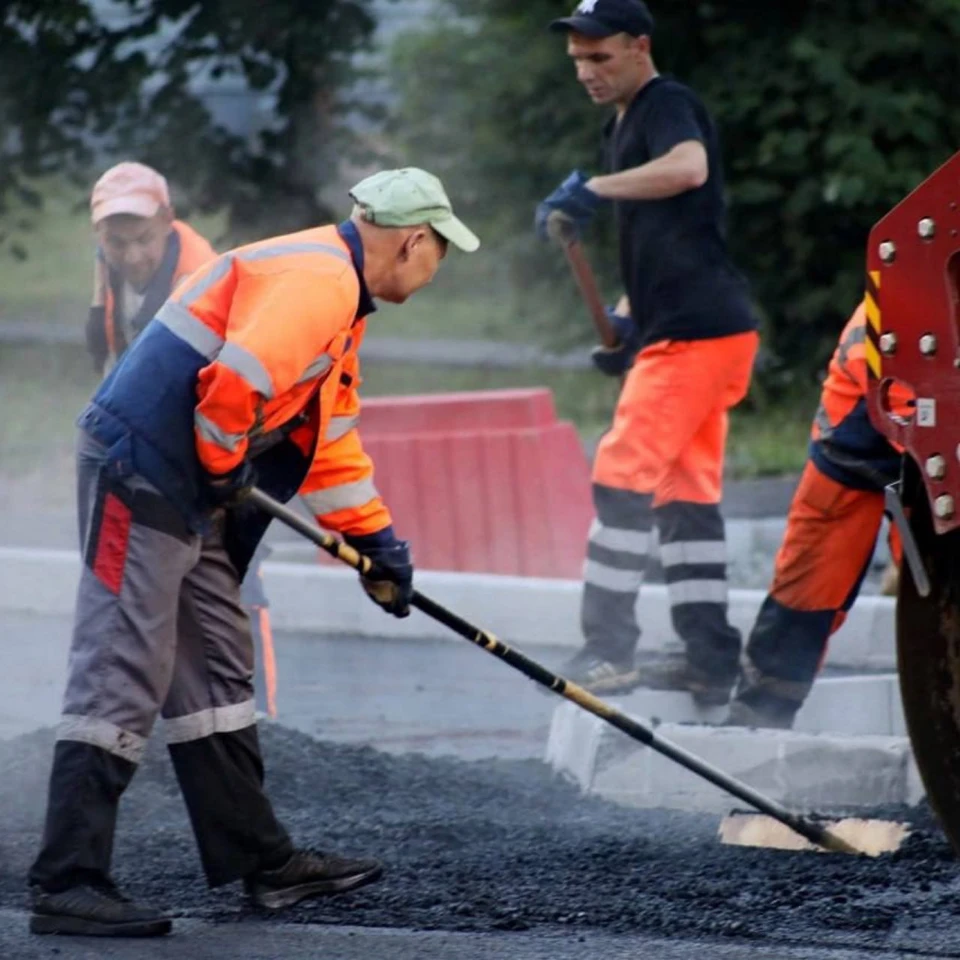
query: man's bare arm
[{"left": 586, "top": 141, "right": 708, "bottom": 202}]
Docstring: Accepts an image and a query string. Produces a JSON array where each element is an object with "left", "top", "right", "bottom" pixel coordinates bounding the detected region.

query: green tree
[
  {"left": 0, "top": 0, "right": 383, "bottom": 247},
  {"left": 389, "top": 0, "right": 960, "bottom": 387}
]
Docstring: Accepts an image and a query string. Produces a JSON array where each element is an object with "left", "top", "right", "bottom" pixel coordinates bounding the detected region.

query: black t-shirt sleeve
[{"left": 644, "top": 90, "right": 706, "bottom": 159}]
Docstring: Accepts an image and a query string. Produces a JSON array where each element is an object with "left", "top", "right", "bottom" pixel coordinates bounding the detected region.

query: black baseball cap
[{"left": 549, "top": 0, "right": 655, "bottom": 38}]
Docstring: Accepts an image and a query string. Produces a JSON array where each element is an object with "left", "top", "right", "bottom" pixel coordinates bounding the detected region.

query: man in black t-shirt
[{"left": 537, "top": 0, "right": 760, "bottom": 705}]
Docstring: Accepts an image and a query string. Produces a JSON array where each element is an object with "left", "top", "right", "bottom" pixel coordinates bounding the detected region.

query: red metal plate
[{"left": 865, "top": 149, "right": 960, "bottom": 534}]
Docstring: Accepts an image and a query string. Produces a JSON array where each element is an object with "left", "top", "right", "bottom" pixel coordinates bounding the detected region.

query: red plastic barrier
[
  {"left": 315, "top": 389, "right": 595, "bottom": 578},
  {"left": 360, "top": 387, "right": 558, "bottom": 435},
  {"left": 363, "top": 424, "right": 592, "bottom": 578}
]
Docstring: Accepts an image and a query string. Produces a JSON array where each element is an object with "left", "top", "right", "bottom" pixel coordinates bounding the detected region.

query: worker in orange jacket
[
  {"left": 30, "top": 167, "right": 480, "bottom": 938},
  {"left": 84, "top": 161, "right": 280, "bottom": 720},
  {"left": 725, "top": 299, "right": 905, "bottom": 729},
  {"left": 86, "top": 162, "right": 216, "bottom": 375}
]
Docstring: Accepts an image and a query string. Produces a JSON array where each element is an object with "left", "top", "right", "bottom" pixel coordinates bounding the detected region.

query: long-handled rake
[{"left": 248, "top": 486, "right": 909, "bottom": 857}]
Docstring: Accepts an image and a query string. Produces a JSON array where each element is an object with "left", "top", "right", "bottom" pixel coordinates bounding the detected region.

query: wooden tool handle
[{"left": 546, "top": 212, "right": 617, "bottom": 349}]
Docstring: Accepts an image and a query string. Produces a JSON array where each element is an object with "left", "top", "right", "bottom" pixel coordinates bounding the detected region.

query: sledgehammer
[{"left": 248, "top": 486, "right": 864, "bottom": 856}]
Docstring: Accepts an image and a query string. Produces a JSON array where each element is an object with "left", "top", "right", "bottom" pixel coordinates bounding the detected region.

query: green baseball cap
[{"left": 349, "top": 167, "right": 480, "bottom": 253}]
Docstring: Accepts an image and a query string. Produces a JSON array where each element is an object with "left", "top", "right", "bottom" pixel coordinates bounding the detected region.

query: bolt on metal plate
[
  {"left": 920, "top": 334, "right": 938, "bottom": 355},
  {"left": 918, "top": 217, "right": 936, "bottom": 239},
  {"left": 879, "top": 332, "right": 897, "bottom": 355},
  {"left": 935, "top": 495, "right": 955, "bottom": 519},
  {"left": 926, "top": 455, "right": 947, "bottom": 480},
  {"left": 878, "top": 240, "right": 897, "bottom": 263}
]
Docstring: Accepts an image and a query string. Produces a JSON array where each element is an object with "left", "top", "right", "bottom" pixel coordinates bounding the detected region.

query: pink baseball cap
[{"left": 90, "top": 162, "right": 171, "bottom": 225}]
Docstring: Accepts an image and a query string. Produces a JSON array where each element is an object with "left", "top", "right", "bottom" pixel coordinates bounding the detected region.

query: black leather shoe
[
  {"left": 245, "top": 849, "right": 383, "bottom": 910},
  {"left": 30, "top": 883, "right": 171, "bottom": 937}
]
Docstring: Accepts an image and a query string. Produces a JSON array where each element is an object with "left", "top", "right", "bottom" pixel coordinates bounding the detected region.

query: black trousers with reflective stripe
[
  {"left": 581, "top": 486, "right": 652, "bottom": 663},
  {"left": 656, "top": 501, "right": 741, "bottom": 676},
  {"left": 581, "top": 486, "right": 740, "bottom": 673}
]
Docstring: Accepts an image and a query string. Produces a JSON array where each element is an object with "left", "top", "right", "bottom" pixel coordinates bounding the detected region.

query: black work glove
[
  {"left": 204, "top": 459, "right": 257, "bottom": 507},
  {"left": 590, "top": 307, "right": 641, "bottom": 378},
  {"left": 535, "top": 170, "right": 603, "bottom": 242},
  {"left": 345, "top": 529, "right": 414, "bottom": 619}
]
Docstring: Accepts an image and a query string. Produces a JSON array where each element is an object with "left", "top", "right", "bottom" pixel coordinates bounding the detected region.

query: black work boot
[
  {"left": 723, "top": 690, "right": 801, "bottom": 730},
  {"left": 30, "top": 882, "right": 172, "bottom": 937},
  {"left": 245, "top": 849, "right": 383, "bottom": 910},
  {"left": 636, "top": 652, "right": 736, "bottom": 708},
  {"left": 558, "top": 649, "right": 641, "bottom": 695},
  {"left": 723, "top": 657, "right": 809, "bottom": 729}
]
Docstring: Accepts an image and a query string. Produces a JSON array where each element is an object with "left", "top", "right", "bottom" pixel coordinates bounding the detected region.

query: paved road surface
[
  {"left": 4, "top": 912, "right": 956, "bottom": 960},
  {"left": 4, "top": 611, "right": 960, "bottom": 960}
]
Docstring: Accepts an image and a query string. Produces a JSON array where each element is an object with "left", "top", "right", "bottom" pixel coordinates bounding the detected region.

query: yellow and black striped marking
[
  {"left": 865, "top": 270, "right": 882, "bottom": 380},
  {"left": 334, "top": 540, "right": 373, "bottom": 575},
  {"left": 474, "top": 629, "right": 503, "bottom": 653}
]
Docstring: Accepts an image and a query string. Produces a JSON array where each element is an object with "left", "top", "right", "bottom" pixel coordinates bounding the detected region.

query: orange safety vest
[
  {"left": 156, "top": 224, "right": 390, "bottom": 538},
  {"left": 812, "top": 303, "right": 871, "bottom": 443},
  {"left": 810, "top": 301, "right": 906, "bottom": 490},
  {"left": 93, "top": 220, "right": 216, "bottom": 362}
]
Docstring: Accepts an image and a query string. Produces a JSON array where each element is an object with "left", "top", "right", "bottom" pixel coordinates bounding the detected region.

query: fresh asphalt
[{"left": 2, "top": 612, "right": 959, "bottom": 960}]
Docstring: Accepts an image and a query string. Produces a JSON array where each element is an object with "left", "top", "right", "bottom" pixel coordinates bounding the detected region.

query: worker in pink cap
[
  {"left": 85, "top": 160, "right": 279, "bottom": 720},
  {"left": 86, "top": 161, "right": 217, "bottom": 375}
]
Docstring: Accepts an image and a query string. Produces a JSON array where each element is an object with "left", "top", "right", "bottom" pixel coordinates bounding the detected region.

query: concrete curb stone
[
  {"left": 0, "top": 547, "right": 897, "bottom": 671},
  {"left": 545, "top": 701, "right": 922, "bottom": 815}
]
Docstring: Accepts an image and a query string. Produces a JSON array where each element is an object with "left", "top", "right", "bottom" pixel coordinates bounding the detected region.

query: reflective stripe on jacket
[{"left": 300, "top": 324, "right": 388, "bottom": 536}]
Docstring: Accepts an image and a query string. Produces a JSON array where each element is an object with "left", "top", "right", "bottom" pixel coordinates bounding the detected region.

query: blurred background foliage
[
  {"left": 0, "top": 0, "right": 381, "bottom": 244},
  {"left": 388, "top": 0, "right": 960, "bottom": 391},
  {"left": 2, "top": 0, "right": 960, "bottom": 480}
]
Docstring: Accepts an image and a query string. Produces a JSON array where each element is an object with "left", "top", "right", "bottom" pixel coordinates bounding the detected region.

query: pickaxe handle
[{"left": 546, "top": 212, "right": 617, "bottom": 349}]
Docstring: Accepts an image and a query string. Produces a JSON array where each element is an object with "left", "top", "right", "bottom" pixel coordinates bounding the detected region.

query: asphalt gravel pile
[{"left": 2, "top": 723, "right": 959, "bottom": 953}]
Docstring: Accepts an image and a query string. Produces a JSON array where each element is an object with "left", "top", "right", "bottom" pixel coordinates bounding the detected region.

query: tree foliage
[
  {"left": 389, "top": 0, "right": 960, "bottom": 386},
  {"left": 0, "top": 0, "right": 381, "bottom": 246}
]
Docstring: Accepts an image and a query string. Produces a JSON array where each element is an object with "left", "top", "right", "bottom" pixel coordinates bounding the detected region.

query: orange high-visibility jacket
[
  {"left": 812, "top": 302, "right": 872, "bottom": 444},
  {"left": 90, "top": 220, "right": 216, "bottom": 364},
  {"left": 157, "top": 224, "right": 391, "bottom": 537},
  {"left": 810, "top": 300, "right": 906, "bottom": 490}
]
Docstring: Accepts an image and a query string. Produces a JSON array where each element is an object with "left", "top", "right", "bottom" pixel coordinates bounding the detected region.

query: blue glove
[
  {"left": 345, "top": 528, "right": 414, "bottom": 619},
  {"left": 590, "top": 307, "right": 642, "bottom": 378},
  {"left": 535, "top": 170, "right": 603, "bottom": 242},
  {"left": 205, "top": 459, "right": 257, "bottom": 507}
]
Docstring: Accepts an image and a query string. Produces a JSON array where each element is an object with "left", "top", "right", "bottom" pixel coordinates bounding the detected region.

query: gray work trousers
[{"left": 29, "top": 431, "right": 292, "bottom": 892}]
